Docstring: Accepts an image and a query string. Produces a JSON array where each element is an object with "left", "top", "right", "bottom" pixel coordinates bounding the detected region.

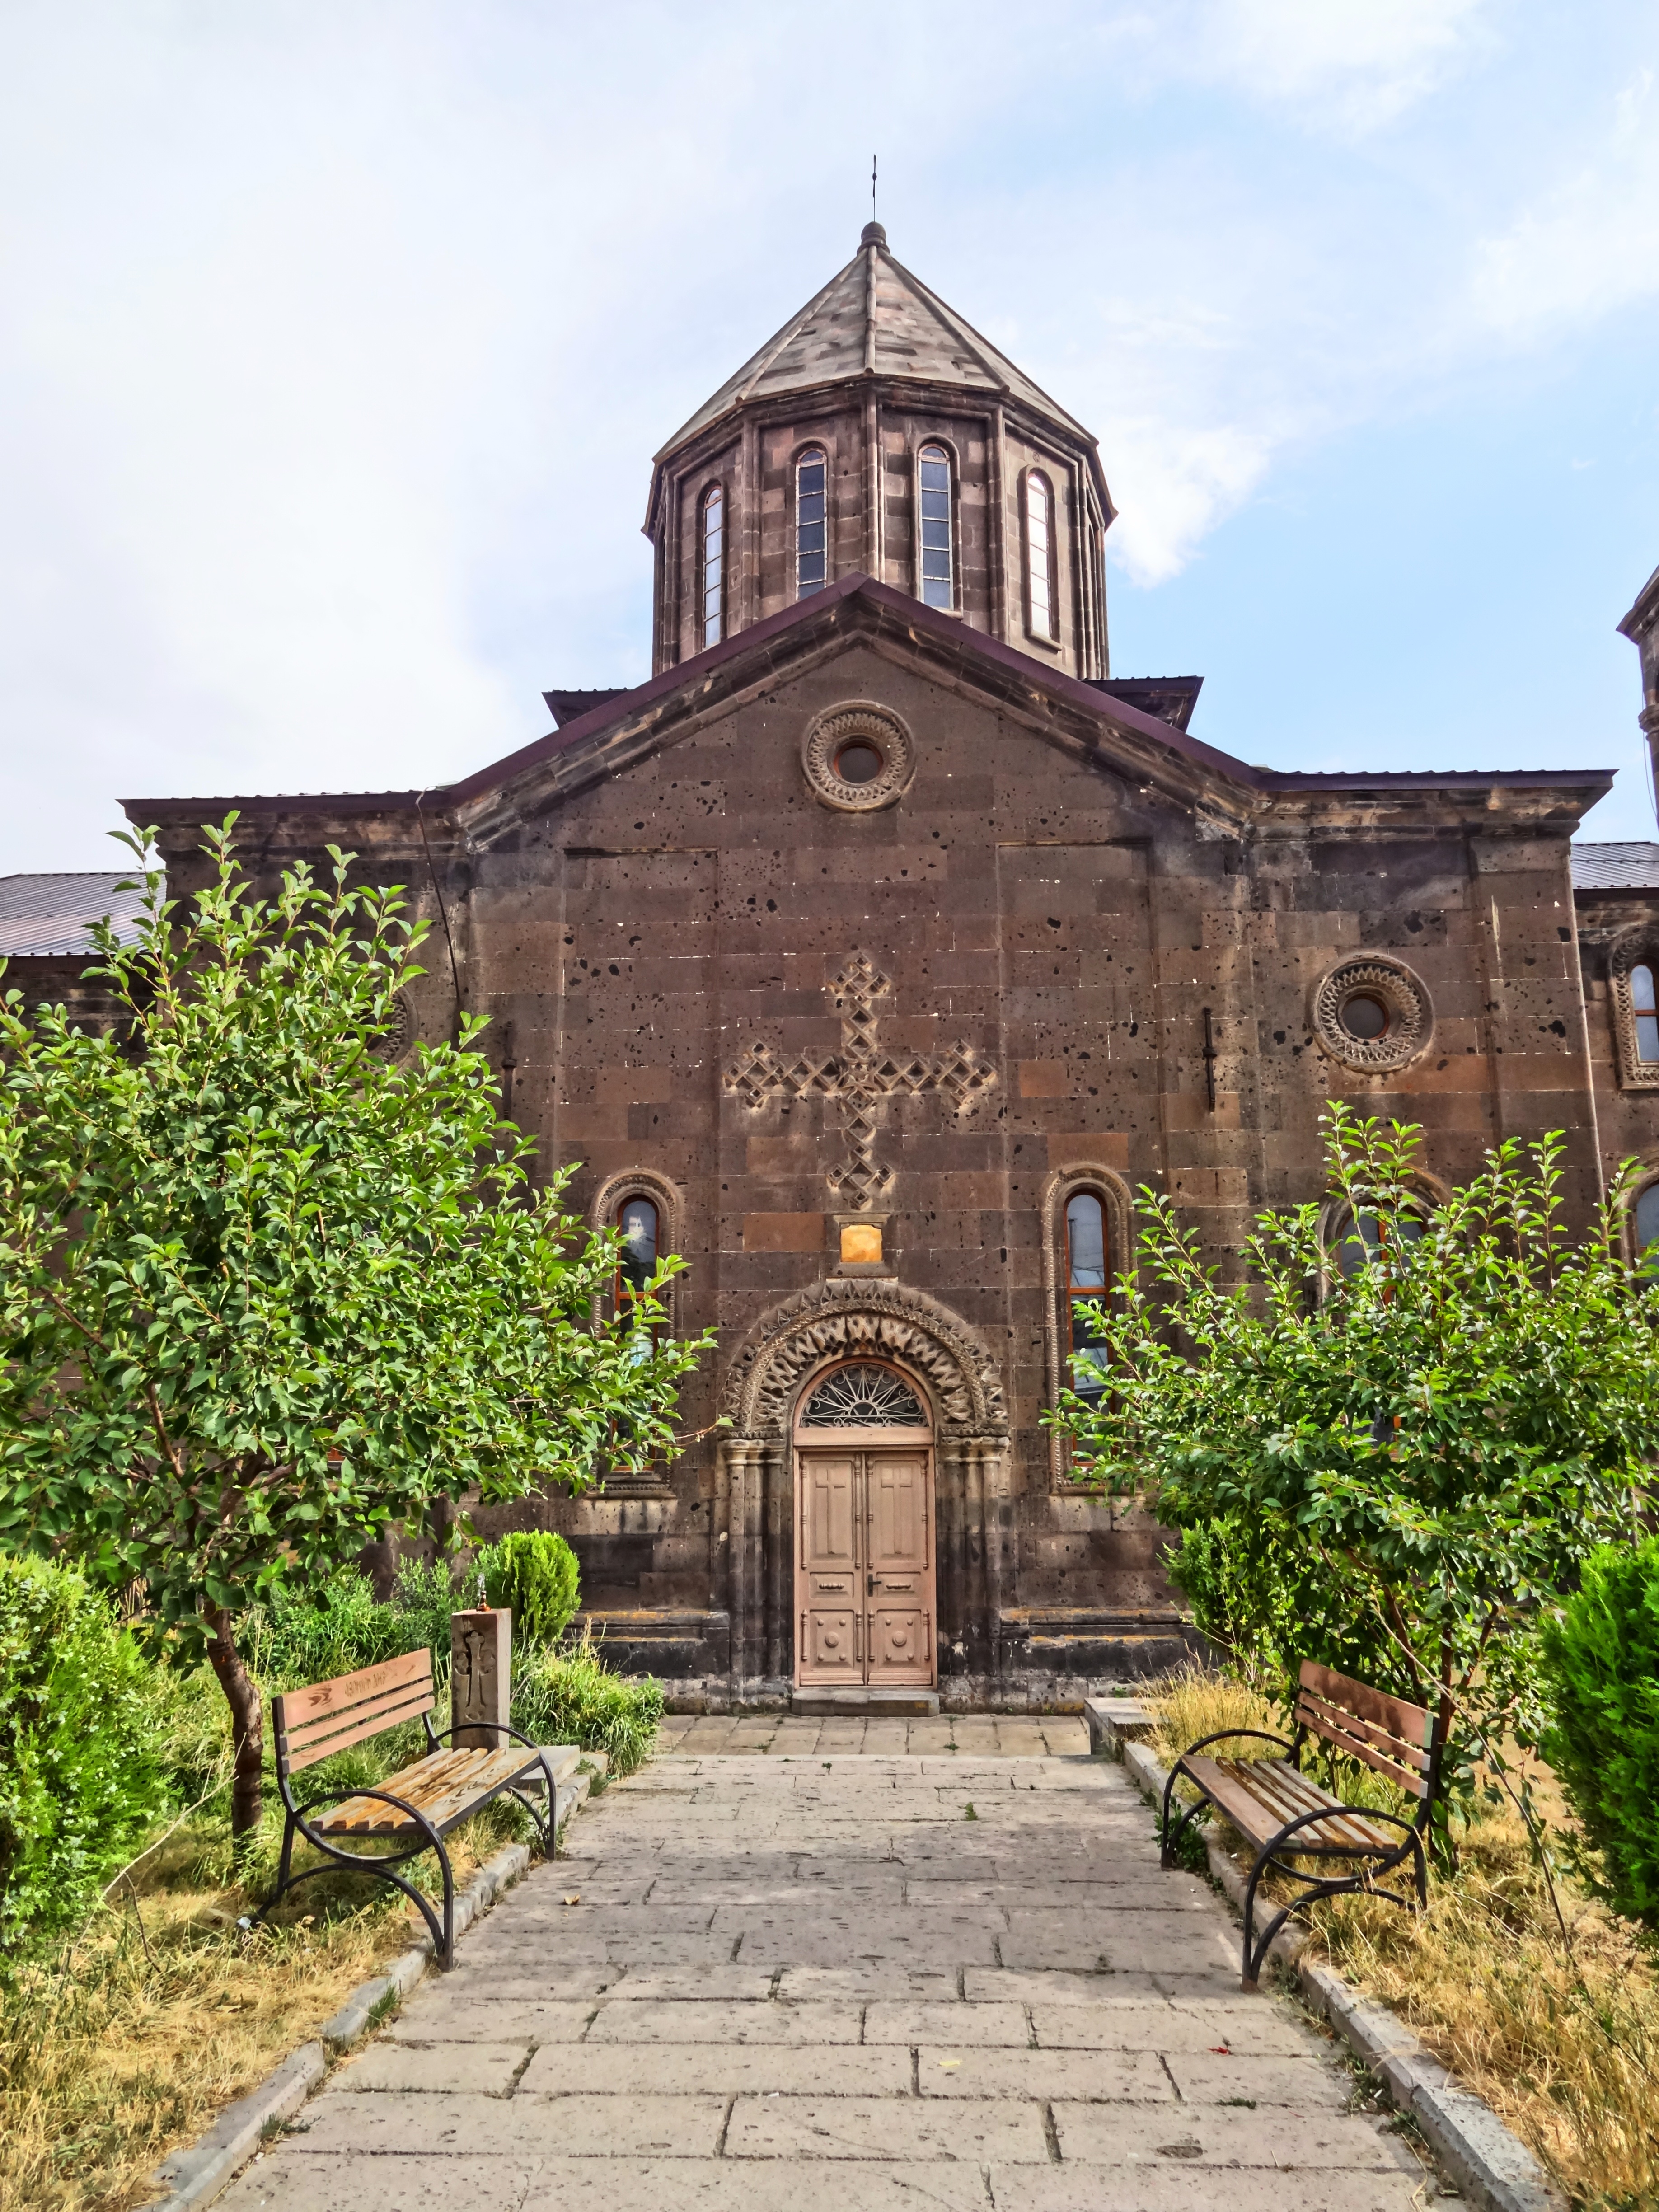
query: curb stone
[
  {"left": 1094, "top": 1704, "right": 1567, "bottom": 2212},
  {"left": 145, "top": 2042, "right": 327, "bottom": 2212},
  {"left": 143, "top": 1755, "right": 601, "bottom": 2212}
]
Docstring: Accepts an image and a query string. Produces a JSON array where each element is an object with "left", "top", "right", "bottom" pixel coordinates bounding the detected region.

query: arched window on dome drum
[
  {"left": 796, "top": 448, "right": 828, "bottom": 597},
  {"left": 1633, "top": 964, "right": 1659, "bottom": 1063},
  {"left": 1025, "top": 469, "right": 1055, "bottom": 639},
  {"left": 615, "top": 1195, "right": 659, "bottom": 1323},
  {"left": 1064, "top": 1190, "right": 1109, "bottom": 1399},
  {"left": 918, "top": 444, "right": 953, "bottom": 609},
  {"left": 699, "top": 485, "right": 724, "bottom": 649}
]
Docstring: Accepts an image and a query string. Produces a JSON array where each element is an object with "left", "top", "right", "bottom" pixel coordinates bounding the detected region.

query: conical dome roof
[{"left": 656, "top": 224, "right": 1094, "bottom": 460}]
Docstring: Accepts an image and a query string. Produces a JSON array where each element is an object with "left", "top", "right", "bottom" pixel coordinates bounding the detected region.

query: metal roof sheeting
[
  {"left": 0, "top": 872, "right": 150, "bottom": 958},
  {"left": 1570, "top": 843, "right": 1659, "bottom": 892}
]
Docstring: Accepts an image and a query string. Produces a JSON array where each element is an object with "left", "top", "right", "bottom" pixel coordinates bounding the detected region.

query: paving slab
[
  {"left": 1051, "top": 2098, "right": 1419, "bottom": 2170},
  {"left": 334, "top": 2041, "right": 530, "bottom": 2093},
  {"left": 217, "top": 1746, "right": 1434, "bottom": 2212},
  {"left": 585, "top": 1998, "right": 863, "bottom": 2045},
  {"left": 914, "top": 2046, "right": 1171, "bottom": 2100},
  {"left": 385, "top": 1999, "right": 596, "bottom": 2043},
  {"left": 724, "top": 2092, "right": 1051, "bottom": 2162},
  {"left": 520, "top": 2044, "right": 914, "bottom": 2096},
  {"left": 987, "top": 2171, "right": 1429, "bottom": 2212}
]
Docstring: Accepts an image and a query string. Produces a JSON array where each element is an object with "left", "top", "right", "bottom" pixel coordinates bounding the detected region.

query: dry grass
[
  {"left": 1313, "top": 1831, "right": 1659, "bottom": 2211},
  {"left": 0, "top": 1809, "right": 520, "bottom": 2212},
  {"left": 1143, "top": 1661, "right": 1289, "bottom": 1773},
  {"left": 1140, "top": 1668, "right": 1659, "bottom": 2211}
]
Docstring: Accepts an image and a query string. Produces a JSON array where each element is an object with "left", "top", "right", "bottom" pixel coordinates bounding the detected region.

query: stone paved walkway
[
  {"left": 222, "top": 1748, "right": 1430, "bottom": 2211},
  {"left": 659, "top": 1713, "right": 1091, "bottom": 1758}
]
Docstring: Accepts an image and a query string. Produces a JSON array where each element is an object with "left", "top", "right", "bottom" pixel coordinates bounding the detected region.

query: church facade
[{"left": 11, "top": 228, "right": 1659, "bottom": 1710}]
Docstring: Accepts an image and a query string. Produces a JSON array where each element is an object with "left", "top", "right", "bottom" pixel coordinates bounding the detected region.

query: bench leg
[
  {"left": 436, "top": 1837, "right": 456, "bottom": 1971},
  {"left": 1241, "top": 1846, "right": 1302, "bottom": 1992}
]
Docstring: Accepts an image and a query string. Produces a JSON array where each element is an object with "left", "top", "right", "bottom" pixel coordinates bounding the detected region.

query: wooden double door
[{"left": 795, "top": 1441, "right": 936, "bottom": 1687}]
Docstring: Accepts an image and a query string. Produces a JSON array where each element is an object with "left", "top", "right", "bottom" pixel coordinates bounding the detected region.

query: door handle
[{"left": 867, "top": 1573, "right": 877, "bottom": 1596}]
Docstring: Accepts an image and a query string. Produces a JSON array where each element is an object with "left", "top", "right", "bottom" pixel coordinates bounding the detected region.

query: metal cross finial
[
  {"left": 871, "top": 154, "right": 877, "bottom": 221},
  {"left": 723, "top": 951, "right": 997, "bottom": 1209}
]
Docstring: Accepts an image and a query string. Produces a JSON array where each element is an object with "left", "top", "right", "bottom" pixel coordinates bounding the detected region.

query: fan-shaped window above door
[{"left": 800, "top": 1364, "right": 927, "bottom": 1429}]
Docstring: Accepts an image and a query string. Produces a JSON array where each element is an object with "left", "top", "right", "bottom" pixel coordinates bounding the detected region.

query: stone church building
[{"left": 9, "top": 226, "right": 1659, "bottom": 1710}]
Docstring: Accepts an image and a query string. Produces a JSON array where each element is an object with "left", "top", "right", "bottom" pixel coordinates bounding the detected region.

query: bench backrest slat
[
  {"left": 272, "top": 1648, "right": 434, "bottom": 1776},
  {"left": 1295, "top": 1660, "right": 1435, "bottom": 1802}
]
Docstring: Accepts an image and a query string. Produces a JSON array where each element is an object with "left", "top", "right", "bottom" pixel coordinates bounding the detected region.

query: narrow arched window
[
  {"left": 1634, "top": 964, "right": 1659, "bottom": 1062},
  {"left": 700, "top": 485, "right": 724, "bottom": 648},
  {"left": 1635, "top": 1178, "right": 1659, "bottom": 1256},
  {"left": 616, "top": 1194, "right": 660, "bottom": 1318},
  {"left": 1064, "top": 1190, "right": 1109, "bottom": 1398},
  {"left": 796, "top": 448, "right": 828, "bottom": 597},
  {"left": 1025, "top": 469, "right": 1055, "bottom": 639},
  {"left": 918, "top": 444, "right": 953, "bottom": 609},
  {"left": 1336, "top": 1206, "right": 1426, "bottom": 1279}
]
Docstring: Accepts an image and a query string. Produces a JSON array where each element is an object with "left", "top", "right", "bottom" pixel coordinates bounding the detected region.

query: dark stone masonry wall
[{"left": 108, "top": 577, "right": 1634, "bottom": 1711}]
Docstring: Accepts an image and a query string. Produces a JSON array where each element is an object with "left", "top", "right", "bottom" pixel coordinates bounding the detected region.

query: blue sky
[{"left": 2, "top": 0, "right": 1657, "bottom": 872}]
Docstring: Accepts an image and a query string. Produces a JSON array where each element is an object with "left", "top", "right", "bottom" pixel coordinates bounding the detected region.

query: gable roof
[
  {"left": 122, "top": 574, "right": 1616, "bottom": 838},
  {"left": 657, "top": 225, "right": 1096, "bottom": 459}
]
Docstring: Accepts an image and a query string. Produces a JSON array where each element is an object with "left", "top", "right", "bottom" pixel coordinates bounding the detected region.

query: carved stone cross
[{"left": 724, "top": 951, "right": 998, "bottom": 1209}]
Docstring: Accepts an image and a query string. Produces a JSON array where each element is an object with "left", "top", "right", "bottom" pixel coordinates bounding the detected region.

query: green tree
[
  {"left": 1540, "top": 1535, "right": 1659, "bottom": 1938},
  {"left": 0, "top": 822, "right": 711, "bottom": 1840},
  {"left": 1049, "top": 1108, "right": 1658, "bottom": 1794}
]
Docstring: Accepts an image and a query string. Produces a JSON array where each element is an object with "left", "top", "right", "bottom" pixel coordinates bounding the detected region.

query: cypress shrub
[
  {"left": 1541, "top": 1535, "right": 1659, "bottom": 1938},
  {"left": 480, "top": 1531, "right": 581, "bottom": 1648},
  {"left": 0, "top": 1554, "right": 167, "bottom": 1953}
]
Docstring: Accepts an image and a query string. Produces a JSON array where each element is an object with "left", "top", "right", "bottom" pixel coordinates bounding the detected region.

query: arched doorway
[{"left": 792, "top": 1359, "right": 937, "bottom": 1690}]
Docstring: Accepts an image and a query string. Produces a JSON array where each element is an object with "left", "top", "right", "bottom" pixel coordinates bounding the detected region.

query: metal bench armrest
[{"left": 421, "top": 1716, "right": 548, "bottom": 1762}]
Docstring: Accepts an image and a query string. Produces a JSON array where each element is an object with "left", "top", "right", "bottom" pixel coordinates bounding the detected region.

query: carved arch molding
[{"left": 721, "top": 1278, "right": 1008, "bottom": 1439}]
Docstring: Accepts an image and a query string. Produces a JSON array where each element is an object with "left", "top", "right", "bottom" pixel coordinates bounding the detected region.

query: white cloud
[
  {"left": 1471, "top": 70, "right": 1659, "bottom": 336},
  {"left": 1194, "top": 0, "right": 1493, "bottom": 123},
  {"left": 1094, "top": 0, "right": 1495, "bottom": 131},
  {"left": 0, "top": 1, "right": 1654, "bottom": 869}
]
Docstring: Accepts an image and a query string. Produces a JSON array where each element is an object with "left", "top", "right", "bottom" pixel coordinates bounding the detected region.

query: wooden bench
[
  {"left": 262, "top": 1647, "right": 566, "bottom": 1968},
  {"left": 1160, "top": 1659, "right": 1441, "bottom": 1991}
]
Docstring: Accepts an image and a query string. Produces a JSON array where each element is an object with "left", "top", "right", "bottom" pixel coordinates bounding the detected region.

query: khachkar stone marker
[
  {"left": 725, "top": 950, "right": 997, "bottom": 1262},
  {"left": 452, "top": 1608, "right": 511, "bottom": 1750}
]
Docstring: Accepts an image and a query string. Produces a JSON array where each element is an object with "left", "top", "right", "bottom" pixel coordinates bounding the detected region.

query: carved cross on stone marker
[{"left": 724, "top": 951, "right": 998, "bottom": 1209}]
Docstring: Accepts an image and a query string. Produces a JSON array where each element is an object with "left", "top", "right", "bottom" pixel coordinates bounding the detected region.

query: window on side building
[
  {"left": 1633, "top": 963, "right": 1659, "bottom": 1063},
  {"left": 1631, "top": 1177, "right": 1659, "bottom": 1273},
  {"left": 918, "top": 443, "right": 953, "bottom": 610},
  {"left": 796, "top": 448, "right": 828, "bottom": 597},
  {"left": 616, "top": 1194, "right": 660, "bottom": 1323},
  {"left": 1064, "top": 1189, "right": 1110, "bottom": 1398},
  {"left": 1334, "top": 1206, "right": 1427, "bottom": 1279}
]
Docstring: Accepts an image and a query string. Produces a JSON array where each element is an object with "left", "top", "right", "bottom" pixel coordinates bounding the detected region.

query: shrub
[
  {"left": 479, "top": 1531, "right": 581, "bottom": 1648},
  {"left": 248, "top": 1557, "right": 462, "bottom": 1692},
  {"left": 511, "top": 1630, "right": 662, "bottom": 1777},
  {"left": 0, "top": 1555, "right": 168, "bottom": 1953},
  {"left": 387, "top": 1556, "right": 463, "bottom": 1669},
  {"left": 1541, "top": 1536, "right": 1659, "bottom": 1938},
  {"left": 252, "top": 1572, "right": 401, "bottom": 1691}
]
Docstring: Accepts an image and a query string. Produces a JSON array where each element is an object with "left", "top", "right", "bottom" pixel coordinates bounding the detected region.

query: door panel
[
  {"left": 796, "top": 1443, "right": 934, "bottom": 1686},
  {"left": 869, "top": 1605, "right": 929, "bottom": 1679},
  {"left": 800, "top": 1451, "right": 861, "bottom": 1682},
  {"left": 865, "top": 1450, "right": 932, "bottom": 1683}
]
